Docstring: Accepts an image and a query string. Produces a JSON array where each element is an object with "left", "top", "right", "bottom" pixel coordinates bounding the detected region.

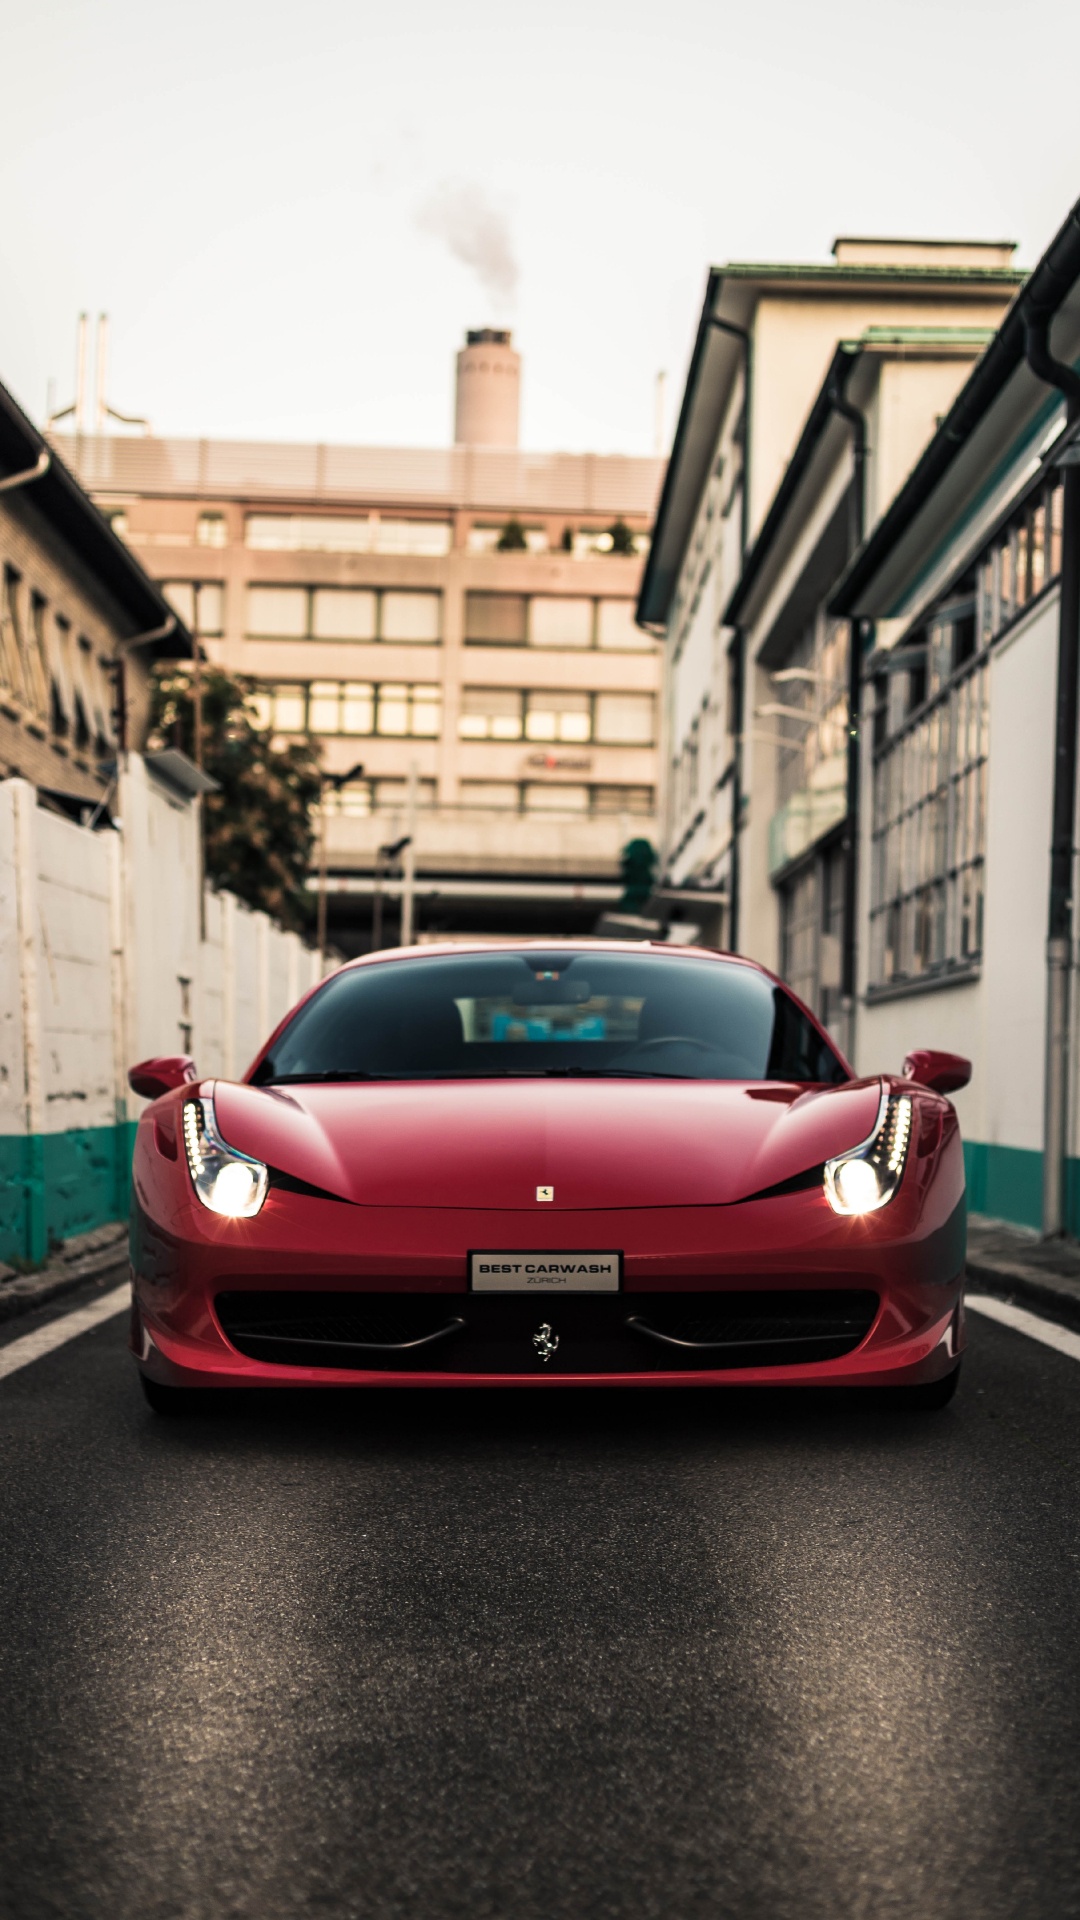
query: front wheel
[
  {"left": 139, "top": 1373, "right": 202, "bottom": 1416},
  {"left": 885, "top": 1362, "right": 961, "bottom": 1411}
]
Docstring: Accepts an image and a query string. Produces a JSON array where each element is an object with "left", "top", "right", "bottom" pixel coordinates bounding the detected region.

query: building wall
[
  {"left": 856, "top": 589, "right": 1061, "bottom": 1229},
  {"left": 57, "top": 435, "right": 665, "bottom": 922}
]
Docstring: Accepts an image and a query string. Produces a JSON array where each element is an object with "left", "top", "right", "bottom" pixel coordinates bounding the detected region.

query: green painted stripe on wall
[
  {"left": 961, "top": 1138, "right": 1080, "bottom": 1234},
  {"left": 0, "top": 1122, "right": 136, "bottom": 1266}
]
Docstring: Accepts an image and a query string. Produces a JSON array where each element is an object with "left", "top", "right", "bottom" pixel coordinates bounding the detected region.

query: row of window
[
  {"left": 0, "top": 565, "right": 114, "bottom": 753},
  {"left": 464, "top": 593, "right": 648, "bottom": 650},
  {"left": 251, "top": 682, "right": 441, "bottom": 739},
  {"left": 252, "top": 680, "right": 657, "bottom": 746},
  {"left": 159, "top": 513, "right": 650, "bottom": 560},
  {"left": 160, "top": 581, "right": 651, "bottom": 652},
  {"left": 321, "top": 778, "right": 654, "bottom": 818},
  {"left": 866, "top": 475, "right": 1066, "bottom": 990},
  {"left": 459, "top": 687, "right": 654, "bottom": 745}
]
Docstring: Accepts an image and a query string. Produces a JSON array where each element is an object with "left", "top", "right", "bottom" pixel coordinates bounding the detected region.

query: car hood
[{"left": 212, "top": 1076, "right": 883, "bottom": 1210}]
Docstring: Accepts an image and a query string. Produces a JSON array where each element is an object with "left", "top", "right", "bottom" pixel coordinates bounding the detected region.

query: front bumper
[{"left": 129, "top": 1187, "right": 966, "bottom": 1391}]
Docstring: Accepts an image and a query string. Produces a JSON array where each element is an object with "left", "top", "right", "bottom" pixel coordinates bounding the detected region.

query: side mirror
[
  {"left": 902, "top": 1048, "right": 971, "bottom": 1096},
  {"left": 128, "top": 1055, "right": 198, "bottom": 1101}
]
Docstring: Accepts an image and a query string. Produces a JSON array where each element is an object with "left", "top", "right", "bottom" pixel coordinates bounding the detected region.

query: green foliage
[
  {"left": 496, "top": 518, "right": 529, "bottom": 551},
  {"left": 149, "top": 665, "right": 322, "bottom": 932},
  {"left": 607, "top": 518, "right": 637, "bottom": 555},
  {"left": 619, "top": 837, "right": 658, "bottom": 913}
]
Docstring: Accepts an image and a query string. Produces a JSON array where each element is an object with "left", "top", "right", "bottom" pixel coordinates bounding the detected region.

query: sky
[{"left": 1, "top": 0, "right": 1079, "bottom": 458}]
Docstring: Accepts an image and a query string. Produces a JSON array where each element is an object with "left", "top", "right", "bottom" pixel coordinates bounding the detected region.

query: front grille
[{"left": 215, "top": 1289, "right": 878, "bottom": 1374}]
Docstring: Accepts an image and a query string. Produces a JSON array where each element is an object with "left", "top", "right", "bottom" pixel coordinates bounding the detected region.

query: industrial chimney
[{"left": 454, "top": 328, "right": 520, "bottom": 448}]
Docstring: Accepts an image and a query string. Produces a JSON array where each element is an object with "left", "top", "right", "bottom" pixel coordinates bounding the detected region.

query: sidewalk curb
[
  {"left": 0, "top": 1226, "right": 129, "bottom": 1326},
  {"left": 966, "top": 1256, "right": 1080, "bottom": 1338}
]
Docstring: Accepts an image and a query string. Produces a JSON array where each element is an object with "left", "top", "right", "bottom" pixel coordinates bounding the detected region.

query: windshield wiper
[
  {"left": 264, "top": 1070, "right": 392, "bottom": 1084},
  {"left": 539, "top": 1067, "right": 697, "bottom": 1079}
]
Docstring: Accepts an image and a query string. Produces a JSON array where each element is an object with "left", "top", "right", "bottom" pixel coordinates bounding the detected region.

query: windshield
[{"left": 253, "top": 952, "right": 847, "bottom": 1085}]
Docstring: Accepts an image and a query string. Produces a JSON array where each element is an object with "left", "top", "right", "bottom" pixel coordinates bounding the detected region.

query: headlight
[
  {"left": 182, "top": 1096, "right": 268, "bottom": 1218},
  {"left": 824, "top": 1093, "right": 912, "bottom": 1216}
]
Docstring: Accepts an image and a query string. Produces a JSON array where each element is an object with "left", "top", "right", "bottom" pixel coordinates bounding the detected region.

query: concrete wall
[{"left": 0, "top": 762, "right": 320, "bottom": 1264}]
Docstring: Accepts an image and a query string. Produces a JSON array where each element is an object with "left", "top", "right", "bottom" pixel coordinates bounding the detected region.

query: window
[
  {"left": 467, "top": 524, "right": 548, "bottom": 554},
  {"left": 311, "top": 589, "right": 377, "bottom": 641},
  {"left": 246, "top": 585, "right": 308, "bottom": 637},
  {"left": 321, "top": 778, "right": 438, "bottom": 816},
  {"left": 376, "top": 683, "right": 441, "bottom": 737},
  {"left": 245, "top": 515, "right": 452, "bottom": 556},
  {"left": 870, "top": 658, "right": 987, "bottom": 989},
  {"left": 162, "top": 581, "right": 224, "bottom": 637},
  {"left": 47, "top": 614, "right": 75, "bottom": 736},
  {"left": 591, "top": 785, "right": 654, "bottom": 815},
  {"left": 196, "top": 514, "right": 228, "bottom": 548},
  {"left": 594, "top": 693, "right": 654, "bottom": 744},
  {"left": 976, "top": 478, "right": 1062, "bottom": 647},
  {"left": 26, "top": 594, "right": 50, "bottom": 722},
  {"left": 0, "top": 568, "right": 24, "bottom": 702},
  {"left": 247, "top": 584, "right": 440, "bottom": 643},
  {"left": 597, "top": 600, "right": 651, "bottom": 650},
  {"left": 371, "top": 520, "right": 452, "bottom": 556},
  {"left": 529, "top": 598, "right": 593, "bottom": 648},
  {"left": 525, "top": 690, "right": 591, "bottom": 743},
  {"left": 380, "top": 591, "right": 441, "bottom": 643},
  {"left": 459, "top": 688, "right": 523, "bottom": 740},
  {"left": 465, "top": 592, "right": 527, "bottom": 645}
]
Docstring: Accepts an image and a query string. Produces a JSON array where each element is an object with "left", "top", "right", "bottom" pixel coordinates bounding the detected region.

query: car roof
[{"left": 336, "top": 940, "right": 769, "bottom": 976}]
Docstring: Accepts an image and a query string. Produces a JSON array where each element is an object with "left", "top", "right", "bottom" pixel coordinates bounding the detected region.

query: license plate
[{"left": 469, "top": 1252, "right": 621, "bottom": 1292}]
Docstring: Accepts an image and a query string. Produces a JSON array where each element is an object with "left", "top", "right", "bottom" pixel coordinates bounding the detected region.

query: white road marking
[
  {"left": 0, "top": 1283, "right": 129, "bottom": 1382},
  {"left": 966, "top": 1292, "right": 1080, "bottom": 1363}
]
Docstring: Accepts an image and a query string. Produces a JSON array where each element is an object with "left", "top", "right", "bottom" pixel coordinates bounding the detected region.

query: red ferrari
[{"left": 127, "top": 942, "right": 970, "bottom": 1412}]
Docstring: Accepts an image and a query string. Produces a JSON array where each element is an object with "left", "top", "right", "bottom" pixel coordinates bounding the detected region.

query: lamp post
[
  {"left": 371, "top": 834, "right": 411, "bottom": 953},
  {"left": 317, "top": 762, "right": 365, "bottom": 970}
]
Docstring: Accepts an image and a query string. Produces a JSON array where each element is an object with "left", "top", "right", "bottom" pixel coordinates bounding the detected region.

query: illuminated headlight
[
  {"left": 824, "top": 1094, "right": 912, "bottom": 1217},
  {"left": 182, "top": 1097, "right": 268, "bottom": 1219}
]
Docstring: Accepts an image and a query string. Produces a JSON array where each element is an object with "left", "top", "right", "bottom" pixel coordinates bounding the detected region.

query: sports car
[{"left": 127, "top": 941, "right": 970, "bottom": 1411}]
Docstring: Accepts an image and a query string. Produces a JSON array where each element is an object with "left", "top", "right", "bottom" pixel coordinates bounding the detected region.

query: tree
[
  {"left": 496, "top": 518, "right": 529, "bottom": 551},
  {"left": 619, "top": 837, "right": 657, "bottom": 913},
  {"left": 149, "top": 665, "right": 322, "bottom": 931},
  {"left": 607, "top": 518, "right": 638, "bottom": 555}
]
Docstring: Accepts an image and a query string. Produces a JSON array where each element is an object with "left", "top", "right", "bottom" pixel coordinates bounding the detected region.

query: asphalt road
[{"left": 1, "top": 1280, "right": 1079, "bottom": 1920}]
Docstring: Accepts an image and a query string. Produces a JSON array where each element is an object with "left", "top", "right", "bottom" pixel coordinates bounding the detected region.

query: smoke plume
[{"left": 416, "top": 182, "right": 518, "bottom": 310}]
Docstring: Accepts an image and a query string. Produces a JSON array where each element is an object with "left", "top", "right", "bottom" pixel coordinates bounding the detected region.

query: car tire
[
  {"left": 140, "top": 1373, "right": 200, "bottom": 1416},
  {"left": 887, "top": 1362, "right": 961, "bottom": 1411}
]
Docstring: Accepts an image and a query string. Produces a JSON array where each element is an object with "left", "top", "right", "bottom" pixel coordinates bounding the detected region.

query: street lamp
[
  {"left": 317, "top": 762, "right": 365, "bottom": 969},
  {"left": 371, "top": 834, "right": 411, "bottom": 953}
]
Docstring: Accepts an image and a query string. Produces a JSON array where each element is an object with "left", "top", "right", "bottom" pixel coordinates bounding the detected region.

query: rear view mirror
[
  {"left": 901, "top": 1048, "right": 971, "bottom": 1096},
  {"left": 128, "top": 1055, "right": 198, "bottom": 1101}
]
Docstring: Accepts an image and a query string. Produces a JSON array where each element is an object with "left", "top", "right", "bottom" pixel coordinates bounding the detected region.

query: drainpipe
[
  {"left": 707, "top": 315, "right": 752, "bottom": 948},
  {"left": 1024, "top": 313, "right": 1080, "bottom": 1237},
  {"left": 826, "top": 381, "right": 866, "bottom": 1060},
  {"left": 0, "top": 449, "right": 50, "bottom": 494}
]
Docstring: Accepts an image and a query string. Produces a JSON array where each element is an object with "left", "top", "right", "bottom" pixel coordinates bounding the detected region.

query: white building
[
  {"left": 637, "top": 241, "right": 1023, "bottom": 952},
  {"left": 831, "top": 194, "right": 1080, "bottom": 1237}
]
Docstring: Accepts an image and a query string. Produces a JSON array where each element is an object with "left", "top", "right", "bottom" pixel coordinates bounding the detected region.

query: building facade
[
  {"left": 0, "top": 378, "right": 190, "bottom": 812},
  {"left": 829, "top": 194, "right": 1080, "bottom": 1236},
  {"left": 637, "top": 240, "right": 1024, "bottom": 961},
  {"left": 59, "top": 336, "right": 664, "bottom": 948}
]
